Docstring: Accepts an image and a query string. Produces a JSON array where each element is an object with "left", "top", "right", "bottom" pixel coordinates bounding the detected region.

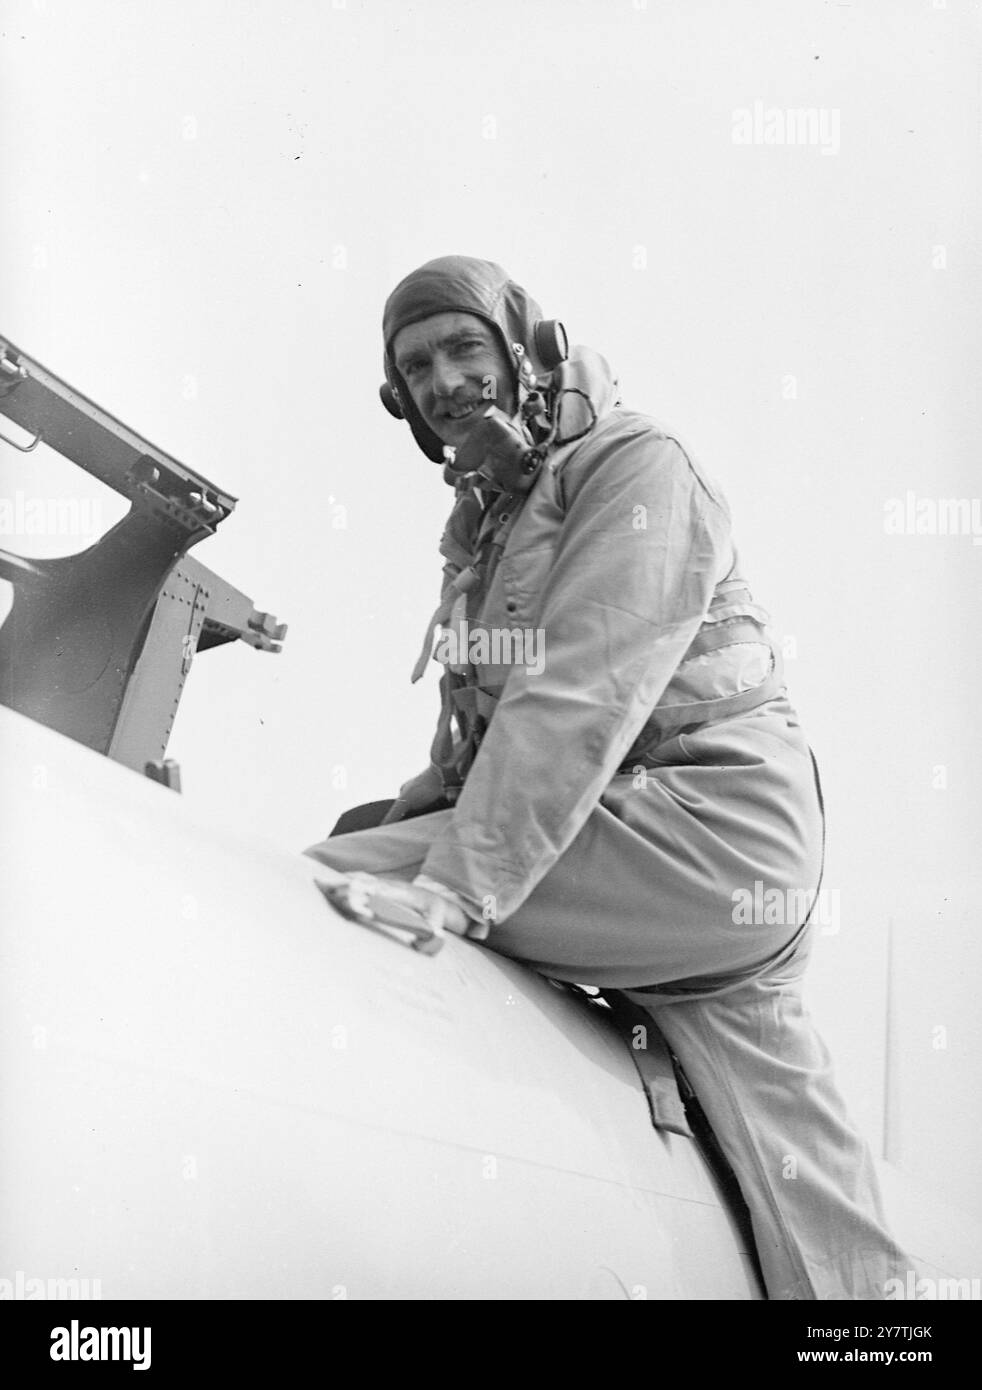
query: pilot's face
[{"left": 392, "top": 311, "right": 516, "bottom": 449}]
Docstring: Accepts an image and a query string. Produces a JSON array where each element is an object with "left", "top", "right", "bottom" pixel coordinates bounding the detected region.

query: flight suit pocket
[{"left": 498, "top": 542, "right": 556, "bottom": 626}]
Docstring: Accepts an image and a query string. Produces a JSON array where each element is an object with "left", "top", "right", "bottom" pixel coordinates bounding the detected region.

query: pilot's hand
[
  {"left": 346, "top": 872, "right": 473, "bottom": 938},
  {"left": 380, "top": 765, "right": 445, "bottom": 825}
]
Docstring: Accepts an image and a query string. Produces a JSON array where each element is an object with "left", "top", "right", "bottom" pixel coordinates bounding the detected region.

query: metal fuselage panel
[{"left": 0, "top": 706, "right": 761, "bottom": 1299}]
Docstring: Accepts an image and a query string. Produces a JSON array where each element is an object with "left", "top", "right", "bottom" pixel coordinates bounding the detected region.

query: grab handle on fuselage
[{"left": 317, "top": 878, "right": 444, "bottom": 956}]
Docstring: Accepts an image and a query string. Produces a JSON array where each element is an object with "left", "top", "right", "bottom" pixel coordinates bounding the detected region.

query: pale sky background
[{"left": 2, "top": 0, "right": 980, "bottom": 1221}]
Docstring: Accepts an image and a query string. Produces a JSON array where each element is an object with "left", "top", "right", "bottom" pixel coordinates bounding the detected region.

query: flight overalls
[{"left": 307, "top": 399, "right": 910, "bottom": 1299}]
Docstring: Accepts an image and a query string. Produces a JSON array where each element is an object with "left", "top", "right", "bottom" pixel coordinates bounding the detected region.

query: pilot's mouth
[{"left": 443, "top": 400, "right": 482, "bottom": 422}]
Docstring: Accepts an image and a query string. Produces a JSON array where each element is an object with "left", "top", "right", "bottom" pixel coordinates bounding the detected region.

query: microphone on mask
[{"left": 443, "top": 405, "right": 545, "bottom": 494}]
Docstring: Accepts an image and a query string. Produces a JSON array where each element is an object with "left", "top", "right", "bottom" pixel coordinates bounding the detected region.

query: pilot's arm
[{"left": 413, "top": 428, "right": 730, "bottom": 926}]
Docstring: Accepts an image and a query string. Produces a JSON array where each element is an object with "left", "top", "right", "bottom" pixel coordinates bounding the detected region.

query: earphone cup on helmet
[
  {"left": 532, "top": 319, "right": 569, "bottom": 371},
  {"left": 379, "top": 382, "right": 404, "bottom": 418}
]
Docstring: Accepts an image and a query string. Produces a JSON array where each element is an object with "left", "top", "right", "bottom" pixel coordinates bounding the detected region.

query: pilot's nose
[{"left": 431, "top": 351, "right": 466, "bottom": 399}]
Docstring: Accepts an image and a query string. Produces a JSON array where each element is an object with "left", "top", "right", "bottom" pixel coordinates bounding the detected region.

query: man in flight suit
[{"left": 306, "top": 254, "right": 909, "bottom": 1299}]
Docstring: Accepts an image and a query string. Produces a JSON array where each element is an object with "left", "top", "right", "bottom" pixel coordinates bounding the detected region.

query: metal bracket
[
  {"left": 145, "top": 758, "right": 182, "bottom": 792},
  {"left": 246, "top": 608, "right": 289, "bottom": 651},
  {"left": 0, "top": 332, "right": 286, "bottom": 773},
  {"left": 127, "top": 454, "right": 230, "bottom": 542},
  {"left": 0, "top": 333, "right": 237, "bottom": 531},
  {"left": 0, "top": 346, "right": 28, "bottom": 397}
]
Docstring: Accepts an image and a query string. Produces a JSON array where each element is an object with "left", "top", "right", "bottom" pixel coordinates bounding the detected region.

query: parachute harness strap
[{"left": 410, "top": 565, "right": 481, "bottom": 684}]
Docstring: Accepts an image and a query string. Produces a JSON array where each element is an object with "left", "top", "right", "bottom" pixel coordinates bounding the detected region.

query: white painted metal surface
[{"left": 0, "top": 705, "right": 763, "bottom": 1299}]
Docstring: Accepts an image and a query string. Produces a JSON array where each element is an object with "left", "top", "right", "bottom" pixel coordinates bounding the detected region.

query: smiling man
[
  {"left": 392, "top": 312, "right": 516, "bottom": 446},
  {"left": 306, "top": 254, "right": 911, "bottom": 1300}
]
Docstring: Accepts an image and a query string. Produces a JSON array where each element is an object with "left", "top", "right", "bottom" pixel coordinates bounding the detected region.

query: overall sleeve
[{"left": 417, "top": 426, "right": 732, "bottom": 924}]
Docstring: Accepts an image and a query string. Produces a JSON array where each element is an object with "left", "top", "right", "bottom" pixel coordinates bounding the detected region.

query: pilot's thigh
[
  {"left": 485, "top": 708, "right": 824, "bottom": 990},
  {"left": 483, "top": 797, "right": 804, "bottom": 988}
]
